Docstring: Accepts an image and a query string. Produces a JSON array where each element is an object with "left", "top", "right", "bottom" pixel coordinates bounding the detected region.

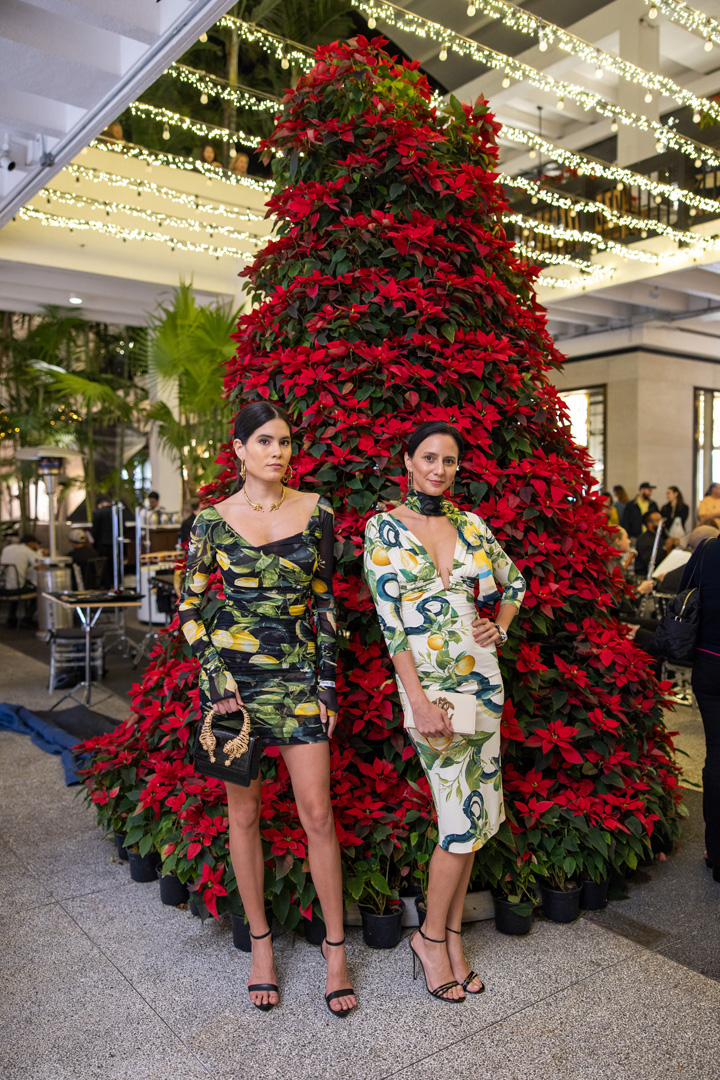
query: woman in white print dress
[{"left": 364, "top": 421, "right": 526, "bottom": 1003}]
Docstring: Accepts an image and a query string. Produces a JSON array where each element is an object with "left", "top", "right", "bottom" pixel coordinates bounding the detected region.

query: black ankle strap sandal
[
  {"left": 445, "top": 926, "right": 485, "bottom": 994},
  {"left": 321, "top": 936, "right": 356, "bottom": 1017},
  {"left": 248, "top": 928, "right": 279, "bottom": 1012},
  {"left": 409, "top": 929, "right": 464, "bottom": 1003}
]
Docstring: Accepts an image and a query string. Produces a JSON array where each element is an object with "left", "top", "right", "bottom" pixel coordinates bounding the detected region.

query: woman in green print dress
[
  {"left": 179, "top": 402, "right": 356, "bottom": 1018},
  {"left": 364, "top": 421, "right": 526, "bottom": 1003}
]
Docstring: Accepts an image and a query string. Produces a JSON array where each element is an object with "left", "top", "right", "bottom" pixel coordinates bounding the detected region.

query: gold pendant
[{"left": 243, "top": 484, "right": 286, "bottom": 513}]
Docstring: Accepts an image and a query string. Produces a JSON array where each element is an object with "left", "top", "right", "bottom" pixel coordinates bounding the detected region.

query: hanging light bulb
[
  {"left": 648, "top": 4, "right": 658, "bottom": 17},
  {"left": 705, "top": 38, "right": 713, "bottom": 52},
  {"left": 655, "top": 194, "right": 662, "bottom": 204},
  {"left": 367, "top": 13, "right": 376, "bottom": 28},
  {"left": 689, "top": 207, "right": 697, "bottom": 216},
  {"left": 610, "top": 117, "right": 619, "bottom": 133},
  {"left": 281, "top": 53, "right": 290, "bottom": 69},
  {"left": 199, "top": 32, "right": 208, "bottom": 43},
  {"left": 557, "top": 97, "right": 565, "bottom": 110},
  {"left": 200, "top": 92, "right": 208, "bottom": 105},
  {"left": 528, "top": 148, "right": 537, "bottom": 159},
  {"left": 467, "top": 2, "right": 476, "bottom": 15},
  {"left": 502, "top": 73, "right": 511, "bottom": 88},
  {"left": 439, "top": 44, "right": 448, "bottom": 61},
  {"left": 616, "top": 181, "right": 624, "bottom": 191},
  {"left": 641, "top": 229, "right": 648, "bottom": 237},
  {"left": 162, "top": 123, "right": 170, "bottom": 141},
  {"left": 695, "top": 157, "right": 703, "bottom": 168},
  {"left": 693, "top": 110, "right": 702, "bottom": 123},
  {"left": 644, "top": 90, "right": 653, "bottom": 103},
  {"left": 538, "top": 30, "right": 547, "bottom": 52},
  {"left": 655, "top": 139, "right": 665, "bottom": 152},
  {"left": 595, "top": 63, "right": 603, "bottom": 79}
]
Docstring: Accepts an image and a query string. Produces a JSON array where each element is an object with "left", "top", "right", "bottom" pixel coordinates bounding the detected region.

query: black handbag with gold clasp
[{"left": 192, "top": 704, "right": 263, "bottom": 786}]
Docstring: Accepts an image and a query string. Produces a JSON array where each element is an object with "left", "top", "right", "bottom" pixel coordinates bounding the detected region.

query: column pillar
[{"left": 616, "top": 4, "right": 659, "bottom": 167}]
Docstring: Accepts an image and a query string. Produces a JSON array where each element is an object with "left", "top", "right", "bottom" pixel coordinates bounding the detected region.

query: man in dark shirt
[
  {"left": 634, "top": 510, "right": 665, "bottom": 577},
  {"left": 622, "top": 482, "right": 659, "bottom": 542},
  {"left": 91, "top": 497, "right": 114, "bottom": 587},
  {"left": 68, "top": 529, "right": 103, "bottom": 589}
]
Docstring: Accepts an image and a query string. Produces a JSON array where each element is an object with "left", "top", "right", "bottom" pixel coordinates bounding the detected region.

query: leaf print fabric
[
  {"left": 179, "top": 496, "right": 337, "bottom": 745},
  {"left": 364, "top": 509, "right": 526, "bottom": 853}
]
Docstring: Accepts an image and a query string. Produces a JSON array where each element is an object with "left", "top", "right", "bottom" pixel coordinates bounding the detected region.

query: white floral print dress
[{"left": 364, "top": 510, "right": 526, "bottom": 854}]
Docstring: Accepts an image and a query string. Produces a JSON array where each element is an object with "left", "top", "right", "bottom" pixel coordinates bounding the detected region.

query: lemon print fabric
[
  {"left": 363, "top": 508, "right": 526, "bottom": 855},
  {"left": 178, "top": 496, "right": 337, "bottom": 746}
]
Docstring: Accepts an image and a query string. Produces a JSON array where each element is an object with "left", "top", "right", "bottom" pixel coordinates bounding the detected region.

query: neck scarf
[{"left": 404, "top": 489, "right": 481, "bottom": 551}]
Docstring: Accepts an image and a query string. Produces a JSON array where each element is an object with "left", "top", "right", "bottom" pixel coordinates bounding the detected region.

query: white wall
[{"left": 549, "top": 348, "right": 720, "bottom": 516}]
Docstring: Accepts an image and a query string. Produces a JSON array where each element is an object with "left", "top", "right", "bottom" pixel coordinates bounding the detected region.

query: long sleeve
[
  {"left": 480, "top": 519, "right": 526, "bottom": 610},
  {"left": 311, "top": 500, "right": 338, "bottom": 712},
  {"left": 178, "top": 511, "right": 237, "bottom": 704},
  {"left": 363, "top": 515, "right": 411, "bottom": 657}
]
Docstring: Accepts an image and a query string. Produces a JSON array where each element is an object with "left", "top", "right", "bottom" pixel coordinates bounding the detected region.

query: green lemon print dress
[
  {"left": 364, "top": 511, "right": 526, "bottom": 853},
  {"left": 179, "top": 496, "right": 337, "bottom": 745}
]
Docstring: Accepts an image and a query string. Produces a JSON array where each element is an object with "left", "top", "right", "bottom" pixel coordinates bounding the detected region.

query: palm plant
[{"left": 141, "top": 282, "right": 242, "bottom": 501}]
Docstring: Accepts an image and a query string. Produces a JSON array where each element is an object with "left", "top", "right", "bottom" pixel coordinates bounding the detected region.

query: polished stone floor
[{"left": 0, "top": 639, "right": 719, "bottom": 1080}]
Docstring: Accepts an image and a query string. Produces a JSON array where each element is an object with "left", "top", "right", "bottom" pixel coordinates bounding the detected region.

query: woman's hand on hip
[
  {"left": 472, "top": 617, "right": 501, "bottom": 647},
  {"left": 319, "top": 699, "right": 338, "bottom": 738},
  {"left": 412, "top": 697, "right": 454, "bottom": 739},
  {"left": 212, "top": 689, "right": 245, "bottom": 714}
]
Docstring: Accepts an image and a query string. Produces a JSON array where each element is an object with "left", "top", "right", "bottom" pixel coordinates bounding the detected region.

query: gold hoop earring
[
  {"left": 239, "top": 459, "right": 246, "bottom": 482},
  {"left": 283, "top": 463, "right": 294, "bottom": 484}
]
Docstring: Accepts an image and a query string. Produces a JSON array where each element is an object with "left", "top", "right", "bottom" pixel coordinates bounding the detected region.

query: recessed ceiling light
[{"left": 69, "top": 297, "right": 82, "bottom": 305}]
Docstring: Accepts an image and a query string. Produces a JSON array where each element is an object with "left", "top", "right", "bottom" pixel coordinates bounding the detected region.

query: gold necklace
[{"left": 243, "top": 484, "right": 286, "bottom": 513}]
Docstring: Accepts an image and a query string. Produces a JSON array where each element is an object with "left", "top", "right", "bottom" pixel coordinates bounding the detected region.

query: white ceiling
[{"left": 0, "top": 0, "right": 236, "bottom": 228}]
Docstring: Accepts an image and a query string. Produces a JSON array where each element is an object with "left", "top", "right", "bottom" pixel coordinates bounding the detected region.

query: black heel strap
[
  {"left": 324, "top": 936, "right": 346, "bottom": 947},
  {"left": 445, "top": 926, "right": 461, "bottom": 935},
  {"left": 250, "top": 928, "right": 272, "bottom": 940},
  {"left": 419, "top": 929, "right": 446, "bottom": 944}
]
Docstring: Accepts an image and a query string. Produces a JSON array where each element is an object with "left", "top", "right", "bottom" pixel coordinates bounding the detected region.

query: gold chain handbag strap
[{"left": 199, "top": 704, "right": 251, "bottom": 766}]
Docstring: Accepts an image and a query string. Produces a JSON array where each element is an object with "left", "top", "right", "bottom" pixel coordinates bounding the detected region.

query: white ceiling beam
[{"left": 657, "top": 268, "right": 720, "bottom": 301}]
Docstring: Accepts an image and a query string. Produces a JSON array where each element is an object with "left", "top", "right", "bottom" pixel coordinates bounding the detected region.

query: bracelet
[
  {"left": 496, "top": 625, "right": 508, "bottom": 646},
  {"left": 318, "top": 680, "right": 336, "bottom": 689}
]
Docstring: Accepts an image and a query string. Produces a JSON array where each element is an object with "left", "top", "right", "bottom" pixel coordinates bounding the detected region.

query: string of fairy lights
[
  {"left": 357, "top": 0, "right": 720, "bottom": 124},
  {"left": 129, "top": 101, "right": 263, "bottom": 149},
  {"left": 89, "top": 138, "right": 275, "bottom": 193},
  {"left": 63, "top": 164, "right": 267, "bottom": 222},
  {"left": 166, "top": 63, "right": 281, "bottom": 113},
  {"left": 642, "top": 0, "right": 720, "bottom": 49}
]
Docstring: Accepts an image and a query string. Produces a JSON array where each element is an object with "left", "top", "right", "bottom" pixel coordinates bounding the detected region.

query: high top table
[{"left": 43, "top": 590, "right": 142, "bottom": 709}]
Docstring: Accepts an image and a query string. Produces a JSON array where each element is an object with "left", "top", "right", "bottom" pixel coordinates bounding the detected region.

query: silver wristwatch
[{"left": 496, "top": 625, "right": 508, "bottom": 646}]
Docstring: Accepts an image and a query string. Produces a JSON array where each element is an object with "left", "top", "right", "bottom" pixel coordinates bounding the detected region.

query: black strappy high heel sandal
[
  {"left": 320, "top": 937, "right": 356, "bottom": 1017},
  {"left": 248, "top": 928, "right": 279, "bottom": 1012},
  {"left": 445, "top": 926, "right": 485, "bottom": 994},
  {"left": 409, "top": 929, "right": 464, "bottom": 1002}
]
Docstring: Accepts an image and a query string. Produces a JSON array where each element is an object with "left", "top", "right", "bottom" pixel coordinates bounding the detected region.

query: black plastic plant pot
[
  {"left": 493, "top": 894, "right": 533, "bottom": 936},
  {"left": 188, "top": 895, "right": 201, "bottom": 918},
  {"left": 608, "top": 868, "right": 626, "bottom": 891},
  {"left": 127, "top": 849, "right": 159, "bottom": 883},
  {"left": 157, "top": 867, "right": 189, "bottom": 907},
  {"left": 304, "top": 912, "right": 326, "bottom": 946},
  {"left": 399, "top": 880, "right": 423, "bottom": 898},
  {"left": 359, "top": 900, "right": 405, "bottom": 949},
  {"left": 113, "top": 831, "right": 129, "bottom": 861},
  {"left": 580, "top": 878, "right": 609, "bottom": 911},
  {"left": 231, "top": 913, "right": 252, "bottom": 952},
  {"left": 540, "top": 883, "right": 582, "bottom": 923},
  {"left": 414, "top": 895, "right": 427, "bottom": 928}
]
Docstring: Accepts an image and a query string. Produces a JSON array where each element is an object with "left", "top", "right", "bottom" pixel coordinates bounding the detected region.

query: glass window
[
  {"left": 558, "top": 386, "right": 605, "bottom": 491},
  {"left": 695, "top": 388, "right": 720, "bottom": 505}
]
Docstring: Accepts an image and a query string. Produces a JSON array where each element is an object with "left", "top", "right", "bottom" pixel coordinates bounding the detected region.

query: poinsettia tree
[{"left": 79, "top": 36, "right": 683, "bottom": 925}]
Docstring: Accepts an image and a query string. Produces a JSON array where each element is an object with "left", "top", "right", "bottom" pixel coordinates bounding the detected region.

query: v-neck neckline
[
  {"left": 210, "top": 498, "right": 321, "bottom": 551},
  {"left": 387, "top": 512, "right": 461, "bottom": 591}
]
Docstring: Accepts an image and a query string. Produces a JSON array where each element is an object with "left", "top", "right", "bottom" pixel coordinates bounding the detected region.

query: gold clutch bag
[{"left": 398, "top": 685, "right": 476, "bottom": 734}]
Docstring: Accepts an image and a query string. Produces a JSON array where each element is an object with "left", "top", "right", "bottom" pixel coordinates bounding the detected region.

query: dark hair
[
  {"left": 667, "top": 485, "right": 685, "bottom": 505},
  {"left": 20, "top": 533, "right": 39, "bottom": 545},
  {"left": 704, "top": 482, "right": 720, "bottom": 497},
  {"left": 96, "top": 496, "right": 110, "bottom": 507},
  {"left": 148, "top": 491, "right": 159, "bottom": 501},
  {"left": 642, "top": 509, "right": 660, "bottom": 526},
  {"left": 231, "top": 401, "right": 292, "bottom": 493},
  {"left": 406, "top": 421, "right": 464, "bottom": 460}
]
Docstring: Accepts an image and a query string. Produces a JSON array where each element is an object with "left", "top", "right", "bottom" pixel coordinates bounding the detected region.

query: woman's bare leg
[
  {"left": 444, "top": 852, "right": 483, "bottom": 990},
  {"left": 280, "top": 743, "right": 356, "bottom": 1013},
  {"left": 413, "top": 846, "right": 475, "bottom": 1001},
  {"left": 225, "top": 777, "right": 278, "bottom": 1008}
]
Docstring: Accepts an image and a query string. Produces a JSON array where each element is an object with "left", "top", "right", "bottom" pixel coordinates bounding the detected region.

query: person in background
[
  {"left": 698, "top": 483, "right": 720, "bottom": 529},
  {"left": 91, "top": 496, "right": 115, "bottom": 587},
  {"left": 621, "top": 482, "right": 659, "bottom": 542},
  {"left": 634, "top": 510, "right": 665, "bottom": 577},
  {"left": 1, "top": 534, "right": 41, "bottom": 628},
  {"left": 601, "top": 492, "right": 619, "bottom": 528},
  {"left": 612, "top": 485, "right": 630, "bottom": 519},
  {"left": 230, "top": 150, "right": 250, "bottom": 175},
  {"left": 656, "top": 525, "right": 718, "bottom": 594},
  {"left": 139, "top": 491, "right": 161, "bottom": 529},
  {"left": 680, "top": 532, "right": 720, "bottom": 883},
  {"left": 200, "top": 144, "right": 220, "bottom": 167},
  {"left": 67, "top": 528, "right": 102, "bottom": 589},
  {"left": 660, "top": 487, "right": 689, "bottom": 535},
  {"left": 178, "top": 499, "right": 200, "bottom": 547}
]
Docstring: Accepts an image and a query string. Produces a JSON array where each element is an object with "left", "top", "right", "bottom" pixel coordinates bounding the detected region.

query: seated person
[
  {"left": 656, "top": 525, "right": 719, "bottom": 594},
  {"left": 634, "top": 510, "right": 666, "bottom": 576},
  {"left": 1, "top": 533, "right": 41, "bottom": 628},
  {"left": 67, "top": 528, "right": 103, "bottom": 589}
]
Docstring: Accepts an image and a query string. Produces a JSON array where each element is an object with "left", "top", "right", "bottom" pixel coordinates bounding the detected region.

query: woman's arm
[
  {"left": 363, "top": 517, "right": 452, "bottom": 737},
  {"left": 178, "top": 512, "right": 241, "bottom": 714},
  {"left": 311, "top": 502, "right": 339, "bottom": 734},
  {"left": 473, "top": 521, "right": 526, "bottom": 647}
]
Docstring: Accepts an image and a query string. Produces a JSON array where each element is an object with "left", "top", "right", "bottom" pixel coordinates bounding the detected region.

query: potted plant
[
  {"left": 492, "top": 854, "right": 537, "bottom": 936},
  {"left": 348, "top": 848, "right": 404, "bottom": 949}
]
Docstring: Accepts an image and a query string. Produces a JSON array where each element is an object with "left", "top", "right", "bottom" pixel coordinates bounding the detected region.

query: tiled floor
[{"left": 1, "top": 641, "right": 718, "bottom": 1080}]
